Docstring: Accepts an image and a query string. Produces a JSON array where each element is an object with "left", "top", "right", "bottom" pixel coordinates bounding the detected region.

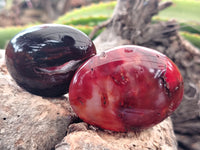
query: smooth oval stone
[
  {"left": 5, "top": 24, "right": 96, "bottom": 97},
  {"left": 69, "top": 45, "right": 184, "bottom": 131}
]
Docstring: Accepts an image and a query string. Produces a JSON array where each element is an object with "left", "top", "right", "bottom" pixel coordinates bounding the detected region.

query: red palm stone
[{"left": 69, "top": 45, "right": 184, "bottom": 131}]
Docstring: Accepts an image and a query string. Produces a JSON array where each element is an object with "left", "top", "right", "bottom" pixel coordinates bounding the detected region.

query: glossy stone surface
[
  {"left": 5, "top": 24, "right": 96, "bottom": 97},
  {"left": 69, "top": 45, "right": 184, "bottom": 131}
]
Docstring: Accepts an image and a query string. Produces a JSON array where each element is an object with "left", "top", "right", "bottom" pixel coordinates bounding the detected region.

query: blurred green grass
[
  {"left": 180, "top": 31, "right": 200, "bottom": 48},
  {"left": 0, "top": 26, "right": 27, "bottom": 49},
  {"left": 158, "top": 0, "right": 200, "bottom": 23},
  {"left": 55, "top": 2, "right": 116, "bottom": 25}
]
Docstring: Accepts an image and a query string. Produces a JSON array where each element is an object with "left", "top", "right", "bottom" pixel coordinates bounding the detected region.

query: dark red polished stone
[
  {"left": 5, "top": 24, "right": 96, "bottom": 97},
  {"left": 69, "top": 45, "right": 184, "bottom": 131}
]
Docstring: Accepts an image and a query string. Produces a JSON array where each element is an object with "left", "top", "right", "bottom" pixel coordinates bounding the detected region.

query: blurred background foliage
[{"left": 0, "top": 0, "right": 200, "bottom": 50}]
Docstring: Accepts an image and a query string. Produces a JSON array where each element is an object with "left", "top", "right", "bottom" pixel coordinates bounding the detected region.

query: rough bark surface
[
  {"left": 0, "top": 51, "right": 76, "bottom": 150},
  {"left": 56, "top": 119, "right": 176, "bottom": 150},
  {"left": 167, "top": 37, "right": 200, "bottom": 150},
  {"left": 95, "top": 0, "right": 200, "bottom": 150}
]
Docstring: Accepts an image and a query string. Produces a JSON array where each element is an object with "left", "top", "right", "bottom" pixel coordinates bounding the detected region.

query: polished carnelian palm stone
[{"left": 69, "top": 45, "right": 184, "bottom": 131}]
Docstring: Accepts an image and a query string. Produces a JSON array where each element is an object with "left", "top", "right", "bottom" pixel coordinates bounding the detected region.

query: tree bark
[
  {"left": 56, "top": 118, "right": 177, "bottom": 150},
  {"left": 0, "top": 50, "right": 77, "bottom": 150}
]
